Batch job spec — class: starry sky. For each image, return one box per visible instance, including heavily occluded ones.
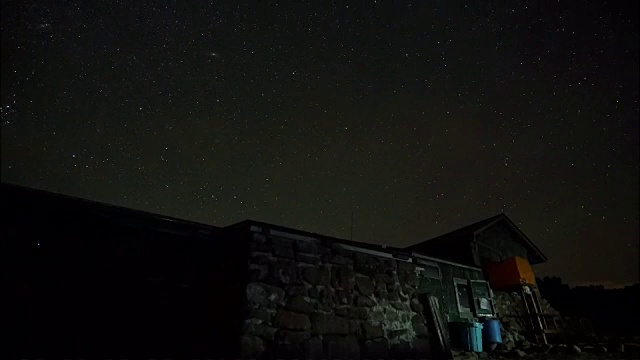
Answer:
[2,1,638,287]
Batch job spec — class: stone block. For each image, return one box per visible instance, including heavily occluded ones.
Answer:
[297,253,321,265]
[335,306,349,317]
[316,243,331,254]
[385,309,399,322]
[333,266,356,290]
[355,252,373,264]
[405,272,418,286]
[249,265,268,282]
[324,335,360,360]
[372,259,388,274]
[361,322,384,339]
[356,295,375,307]
[354,263,373,276]
[387,291,400,302]
[402,286,417,299]
[354,254,379,273]
[350,307,368,320]
[397,272,406,286]
[328,254,353,265]
[412,314,426,325]
[413,321,428,337]
[318,287,336,309]
[240,335,264,358]
[287,285,308,297]
[399,311,413,323]
[250,234,271,252]
[316,303,332,312]
[340,249,355,258]
[277,329,311,344]
[375,282,388,292]
[304,266,331,286]
[375,273,392,284]
[383,259,398,271]
[243,323,277,340]
[296,240,318,254]
[274,311,311,330]
[270,259,299,285]
[375,289,388,300]
[308,286,320,298]
[286,295,314,314]
[370,310,385,323]
[336,289,350,304]
[311,313,349,335]
[253,233,267,241]
[410,298,424,313]
[273,238,295,259]
[388,329,409,338]
[355,276,375,296]
[391,301,411,312]
[248,307,273,323]
[411,315,429,336]
[387,282,401,292]
[247,282,285,308]
[251,253,271,265]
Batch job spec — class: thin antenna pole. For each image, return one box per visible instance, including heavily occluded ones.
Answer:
[350,210,354,241]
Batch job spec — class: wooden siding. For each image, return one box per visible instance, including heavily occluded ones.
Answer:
[472,222,529,266]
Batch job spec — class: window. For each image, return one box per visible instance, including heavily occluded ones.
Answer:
[457,283,472,309]
[454,278,473,314]
[416,259,441,279]
[423,264,441,279]
[470,280,496,317]
[454,278,496,317]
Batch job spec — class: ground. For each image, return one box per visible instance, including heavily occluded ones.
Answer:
[452,350,638,360]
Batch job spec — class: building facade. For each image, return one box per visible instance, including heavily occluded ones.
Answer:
[2,183,550,359]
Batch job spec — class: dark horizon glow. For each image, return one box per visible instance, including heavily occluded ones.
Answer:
[1,1,638,287]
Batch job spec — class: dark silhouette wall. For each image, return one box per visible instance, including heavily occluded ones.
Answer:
[1,184,249,358]
[537,276,640,337]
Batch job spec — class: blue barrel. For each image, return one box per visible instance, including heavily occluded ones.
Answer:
[482,318,503,345]
[469,322,484,352]
[450,322,484,352]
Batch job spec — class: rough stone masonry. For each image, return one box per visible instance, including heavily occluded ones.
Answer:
[241,232,431,359]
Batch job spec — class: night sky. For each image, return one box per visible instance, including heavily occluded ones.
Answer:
[2,1,638,287]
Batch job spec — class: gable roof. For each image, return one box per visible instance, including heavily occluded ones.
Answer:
[406,213,548,265]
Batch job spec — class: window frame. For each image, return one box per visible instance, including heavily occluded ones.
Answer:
[453,278,497,318]
[469,279,496,317]
[453,278,474,317]
[416,258,442,280]
[422,264,442,280]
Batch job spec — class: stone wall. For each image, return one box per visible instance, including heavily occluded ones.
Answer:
[241,232,431,359]
[493,290,564,350]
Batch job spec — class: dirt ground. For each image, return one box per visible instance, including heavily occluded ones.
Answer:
[452,347,640,360]
[488,353,637,360]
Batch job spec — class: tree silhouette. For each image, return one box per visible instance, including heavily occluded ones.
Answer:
[537,276,640,337]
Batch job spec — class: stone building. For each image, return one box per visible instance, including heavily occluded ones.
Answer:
[2,183,553,359]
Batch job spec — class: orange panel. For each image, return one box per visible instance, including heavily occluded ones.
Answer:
[486,256,536,290]
[514,256,536,285]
